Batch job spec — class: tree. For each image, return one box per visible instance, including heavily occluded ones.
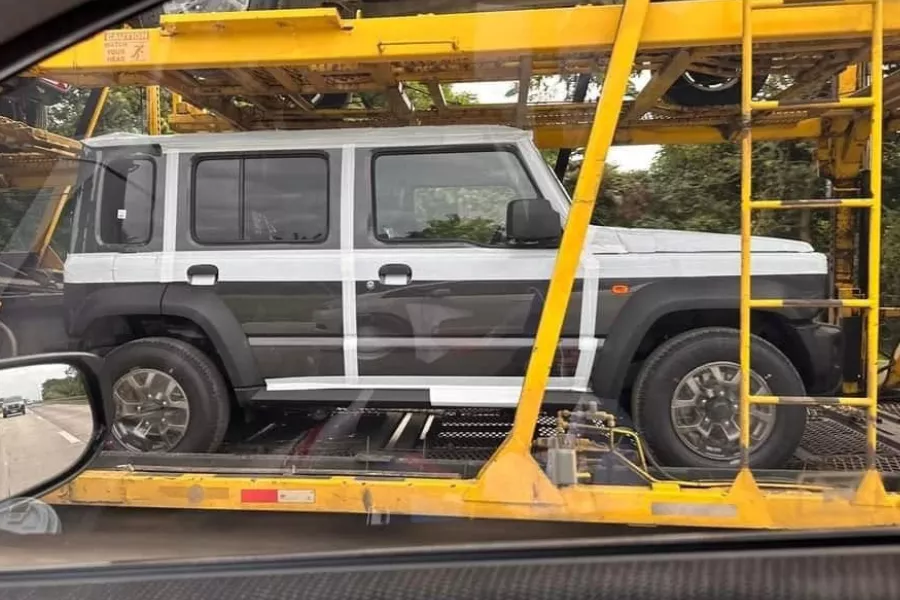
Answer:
[352,82,475,111]
[46,87,173,138]
[41,371,85,401]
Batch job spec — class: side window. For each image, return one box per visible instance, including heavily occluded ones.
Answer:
[193,154,329,244]
[98,157,155,245]
[372,149,538,246]
[194,158,240,243]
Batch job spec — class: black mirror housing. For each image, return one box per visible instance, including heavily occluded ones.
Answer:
[506,198,563,243]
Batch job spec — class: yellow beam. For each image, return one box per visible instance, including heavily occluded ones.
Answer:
[604,118,823,147]
[30,1,900,77]
[167,111,826,147]
[44,469,900,530]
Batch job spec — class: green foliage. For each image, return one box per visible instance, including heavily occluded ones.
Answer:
[418,214,500,244]
[354,83,476,111]
[41,371,85,401]
[46,87,173,138]
[592,141,825,243]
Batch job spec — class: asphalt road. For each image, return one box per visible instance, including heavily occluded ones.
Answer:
[0,402,92,498]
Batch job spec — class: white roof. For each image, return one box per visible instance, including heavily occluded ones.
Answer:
[83,125,533,152]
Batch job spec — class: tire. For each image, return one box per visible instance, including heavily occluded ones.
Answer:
[631,327,807,469]
[356,314,411,363]
[663,72,768,107]
[0,320,18,359]
[101,337,230,453]
[24,102,47,129]
[129,0,274,28]
[129,6,165,27]
[308,93,351,109]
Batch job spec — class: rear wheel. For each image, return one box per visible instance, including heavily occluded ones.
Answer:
[631,327,807,469]
[101,337,231,453]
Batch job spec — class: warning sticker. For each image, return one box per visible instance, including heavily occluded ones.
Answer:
[103,30,150,63]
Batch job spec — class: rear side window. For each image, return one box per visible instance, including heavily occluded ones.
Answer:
[192,154,329,244]
[98,157,155,245]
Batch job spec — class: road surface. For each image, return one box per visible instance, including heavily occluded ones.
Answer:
[0,401,92,497]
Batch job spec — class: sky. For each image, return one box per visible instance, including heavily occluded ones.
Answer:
[453,72,659,172]
[0,363,69,400]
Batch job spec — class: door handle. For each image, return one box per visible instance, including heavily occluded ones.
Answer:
[378,263,411,286]
[187,264,218,286]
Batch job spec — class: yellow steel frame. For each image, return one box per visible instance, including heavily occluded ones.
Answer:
[25,1,900,148]
[32,2,900,74]
[39,0,900,529]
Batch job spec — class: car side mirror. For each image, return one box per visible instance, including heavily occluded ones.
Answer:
[506,198,563,244]
[0,353,105,502]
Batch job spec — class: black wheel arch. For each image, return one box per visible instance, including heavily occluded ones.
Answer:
[65,282,263,390]
[591,277,820,402]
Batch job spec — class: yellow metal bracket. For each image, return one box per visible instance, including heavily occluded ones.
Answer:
[160,7,352,35]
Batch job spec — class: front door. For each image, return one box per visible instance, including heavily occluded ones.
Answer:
[351,144,590,408]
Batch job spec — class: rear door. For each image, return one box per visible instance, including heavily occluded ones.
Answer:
[173,149,345,382]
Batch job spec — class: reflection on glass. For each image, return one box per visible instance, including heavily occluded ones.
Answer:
[0,363,93,499]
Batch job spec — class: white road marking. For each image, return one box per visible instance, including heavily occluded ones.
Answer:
[57,430,80,444]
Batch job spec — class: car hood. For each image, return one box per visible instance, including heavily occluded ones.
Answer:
[586,225,816,254]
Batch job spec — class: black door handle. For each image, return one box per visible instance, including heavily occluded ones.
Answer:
[378,264,412,278]
[187,264,218,278]
[378,263,412,286]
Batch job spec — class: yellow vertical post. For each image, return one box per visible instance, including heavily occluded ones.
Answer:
[82,87,109,138]
[503,0,650,452]
[146,85,161,135]
[865,0,883,469]
[738,0,754,468]
[34,86,110,266]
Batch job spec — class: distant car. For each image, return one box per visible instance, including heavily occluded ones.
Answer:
[2,399,25,418]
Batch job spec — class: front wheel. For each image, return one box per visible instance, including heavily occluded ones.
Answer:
[631,327,807,469]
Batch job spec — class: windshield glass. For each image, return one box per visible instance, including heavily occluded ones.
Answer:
[0,0,897,570]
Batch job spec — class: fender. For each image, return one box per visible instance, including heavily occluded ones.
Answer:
[591,275,820,401]
[66,283,262,389]
[161,284,262,389]
[65,283,165,338]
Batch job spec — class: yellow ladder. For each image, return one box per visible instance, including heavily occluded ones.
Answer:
[739,0,884,468]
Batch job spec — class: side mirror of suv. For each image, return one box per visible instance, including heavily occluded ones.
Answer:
[0,353,106,503]
[506,198,563,244]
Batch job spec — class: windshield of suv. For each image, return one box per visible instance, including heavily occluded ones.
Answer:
[0,0,897,572]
